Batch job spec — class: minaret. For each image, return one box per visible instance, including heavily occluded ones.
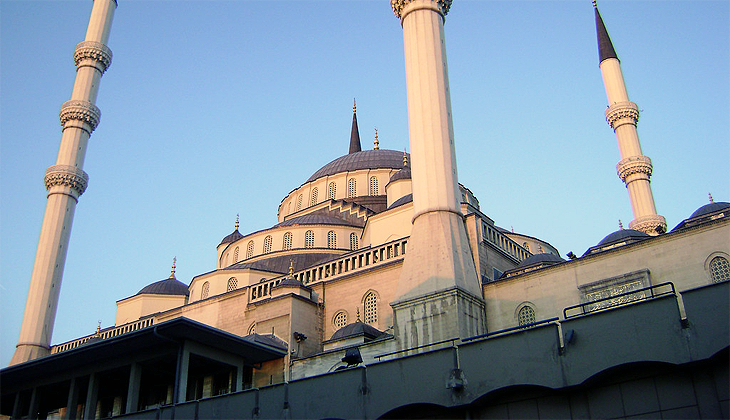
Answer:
[10,0,116,366]
[390,0,485,350]
[594,1,666,235]
[349,99,362,154]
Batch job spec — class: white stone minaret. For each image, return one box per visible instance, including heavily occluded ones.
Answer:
[594,1,666,235]
[390,0,485,350]
[10,0,116,366]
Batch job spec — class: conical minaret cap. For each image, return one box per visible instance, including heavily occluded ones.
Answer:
[349,99,362,154]
[594,1,618,64]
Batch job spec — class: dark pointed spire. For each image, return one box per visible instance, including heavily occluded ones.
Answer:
[349,99,362,154]
[594,0,618,64]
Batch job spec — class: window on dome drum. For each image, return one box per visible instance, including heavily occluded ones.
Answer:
[246,240,254,259]
[233,247,239,262]
[305,230,315,248]
[369,176,378,196]
[364,292,377,324]
[283,232,292,250]
[263,235,272,253]
[348,179,356,198]
[327,231,336,249]
[518,305,536,326]
[311,187,318,206]
[287,202,291,214]
[296,194,303,211]
[333,311,348,329]
[350,232,359,250]
[328,182,336,200]
[523,242,530,252]
[201,282,210,300]
[710,256,730,283]
[227,277,238,292]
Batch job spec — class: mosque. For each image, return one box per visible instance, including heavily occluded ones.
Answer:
[2,0,728,419]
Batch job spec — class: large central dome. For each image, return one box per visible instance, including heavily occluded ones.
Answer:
[306,149,408,183]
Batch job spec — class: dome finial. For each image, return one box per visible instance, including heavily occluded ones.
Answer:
[592,0,597,9]
[349,99,362,154]
[353,98,356,114]
[403,149,408,166]
[235,214,239,230]
[618,219,624,230]
[374,127,380,150]
[289,260,294,278]
[356,308,361,322]
[170,256,177,278]
[709,193,714,203]
[95,320,101,336]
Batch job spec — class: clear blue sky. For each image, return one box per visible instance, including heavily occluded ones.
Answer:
[1,0,728,366]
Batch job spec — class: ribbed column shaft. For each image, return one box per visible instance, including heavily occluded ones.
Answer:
[10,0,116,366]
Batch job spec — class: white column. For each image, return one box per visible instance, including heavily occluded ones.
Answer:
[10,0,116,366]
[390,0,485,350]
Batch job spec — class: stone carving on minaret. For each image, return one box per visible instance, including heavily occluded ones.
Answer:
[74,41,113,74]
[44,165,89,200]
[391,0,452,19]
[59,100,101,134]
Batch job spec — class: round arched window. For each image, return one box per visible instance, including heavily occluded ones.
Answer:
[710,256,730,283]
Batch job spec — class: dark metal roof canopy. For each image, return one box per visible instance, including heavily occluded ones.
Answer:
[594,2,618,64]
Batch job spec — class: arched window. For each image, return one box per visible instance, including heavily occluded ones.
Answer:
[369,176,378,196]
[333,311,348,329]
[305,230,315,248]
[347,179,356,198]
[233,246,239,262]
[350,233,359,250]
[364,292,378,324]
[287,202,292,214]
[283,232,292,250]
[246,240,254,259]
[523,242,530,252]
[263,235,272,253]
[296,194,303,211]
[311,187,319,205]
[247,322,256,335]
[201,282,210,300]
[227,277,238,292]
[327,231,336,249]
[710,256,730,283]
[328,182,336,200]
[518,305,535,326]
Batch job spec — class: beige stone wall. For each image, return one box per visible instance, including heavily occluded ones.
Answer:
[362,203,413,247]
[115,294,186,325]
[482,220,730,332]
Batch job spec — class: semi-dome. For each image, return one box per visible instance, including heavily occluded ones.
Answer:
[388,193,413,210]
[387,166,411,184]
[582,228,650,256]
[306,150,408,183]
[219,229,243,246]
[137,277,190,296]
[672,201,730,232]
[515,252,565,269]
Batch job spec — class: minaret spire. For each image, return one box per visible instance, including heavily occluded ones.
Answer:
[595,2,666,235]
[349,99,361,154]
[11,0,117,366]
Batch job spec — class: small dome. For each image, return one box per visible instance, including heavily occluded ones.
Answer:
[219,229,243,246]
[306,150,408,183]
[387,167,411,184]
[596,229,650,246]
[275,214,357,227]
[387,193,413,210]
[515,252,565,269]
[689,202,730,219]
[329,321,383,342]
[276,277,307,288]
[137,277,190,296]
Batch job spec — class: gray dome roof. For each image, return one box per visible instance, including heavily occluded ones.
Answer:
[275,214,357,227]
[515,252,565,269]
[306,150,408,183]
[689,202,730,219]
[387,167,411,184]
[329,321,383,342]
[219,229,243,246]
[137,277,190,296]
[388,193,413,210]
[597,229,650,246]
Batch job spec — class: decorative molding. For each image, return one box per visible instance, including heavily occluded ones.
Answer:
[74,41,113,74]
[44,165,89,197]
[391,0,452,19]
[605,101,639,129]
[59,100,101,133]
[630,214,667,235]
[616,155,652,182]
